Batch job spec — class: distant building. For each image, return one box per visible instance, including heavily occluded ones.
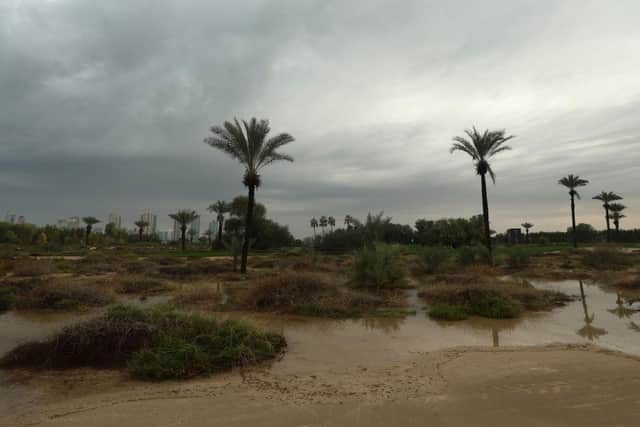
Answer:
[140,211,157,235]
[16,216,26,224]
[57,216,81,230]
[189,216,201,238]
[107,213,123,229]
[208,221,217,234]
[506,228,522,245]
[157,230,171,242]
[4,213,16,224]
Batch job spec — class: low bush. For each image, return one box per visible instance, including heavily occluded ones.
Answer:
[243,272,390,317]
[352,243,405,289]
[417,247,450,274]
[155,260,230,280]
[12,259,57,277]
[115,276,168,294]
[428,304,469,320]
[458,245,490,266]
[505,248,530,269]
[0,285,17,311]
[173,285,224,308]
[14,279,115,310]
[582,246,632,269]
[419,279,569,319]
[0,305,286,380]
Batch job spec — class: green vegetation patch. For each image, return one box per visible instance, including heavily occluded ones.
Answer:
[417,246,450,274]
[582,246,633,270]
[352,243,406,289]
[0,305,286,381]
[428,304,469,320]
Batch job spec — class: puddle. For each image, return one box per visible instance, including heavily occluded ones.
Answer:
[0,280,638,408]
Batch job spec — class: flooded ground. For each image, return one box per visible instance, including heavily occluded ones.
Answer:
[1,280,639,425]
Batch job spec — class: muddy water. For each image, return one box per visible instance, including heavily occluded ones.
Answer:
[0,281,638,404]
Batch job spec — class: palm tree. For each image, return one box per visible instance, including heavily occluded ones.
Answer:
[204,118,294,273]
[134,220,148,241]
[450,127,514,264]
[204,228,213,245]
[593,191,623,242]
[169,210,199,251]
[521,222,533,243]
[558,175,589,248]
[328,216,336,232]
[207,200,230,249]
[82,217,100,246]
[608,203,626,237]
[344,215,354,230]
[310,217,318,238]
[319,216,328,235]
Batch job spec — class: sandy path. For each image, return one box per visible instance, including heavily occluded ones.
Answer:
[3,343,640,426]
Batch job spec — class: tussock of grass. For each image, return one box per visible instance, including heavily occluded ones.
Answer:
[583,246,633,270]
[173,284,224,308]
[0,305,286,380]
[417,247,450,274]
[243,272,394,317]
[428,304,469,320]
[5,277,115,310]
[114,276,168,294]
[155,260,230,280]
[420,279,569,319]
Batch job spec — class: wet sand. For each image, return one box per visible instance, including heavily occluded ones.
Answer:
[2,344,639,426]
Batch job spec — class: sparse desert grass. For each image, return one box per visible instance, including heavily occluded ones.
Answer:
[14,278,115,310]
[242,272,399,317]
[114,276,169,294]
[172,284,224,308]
[582,246,633,270]
[154,259,231,280]
[420,278,570,319]
[0,305,286,380]
[12,259,58,276]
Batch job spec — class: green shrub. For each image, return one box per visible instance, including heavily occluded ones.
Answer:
[458,245,489,265]
[0,286,17,311]
[582,246,631,269]
[352,243,405,289]
[418,247,449,274]
[506,248,530,269]
[428,304,469,320]
[1,305,286,381]
[470,295,521,319]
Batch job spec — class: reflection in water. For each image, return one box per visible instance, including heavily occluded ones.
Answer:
[607,292,636,319]
[360,316,404,333]
[630,322,640,333]
[577,280,607,340]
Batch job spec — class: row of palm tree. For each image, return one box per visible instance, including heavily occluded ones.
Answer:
[558,178,625,247]
[309,216,336,237]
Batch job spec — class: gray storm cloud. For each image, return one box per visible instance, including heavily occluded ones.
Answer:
[1,0,639,236]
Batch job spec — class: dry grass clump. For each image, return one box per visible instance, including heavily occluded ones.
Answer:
[0,305,287,380]
[420,278,570,319]
[242,272,393,317]
[73,255,122,275]
[155,259,231,280]
[8,277,115,310]
[582,246,634,270]
[114,276,169,295]
[12,259,57,277]
[173,284,224,308]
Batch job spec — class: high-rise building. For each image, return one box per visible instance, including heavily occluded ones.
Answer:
[140,211,157,235]
[4,212,16,224]
[57,216,81,229]
[189,216,201,238]
[107,213,122,229]
[16,216,26,225]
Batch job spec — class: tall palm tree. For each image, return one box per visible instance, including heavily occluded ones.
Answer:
[319,216,328,235]
[82,217,100,246]
[608,203,626,237]
[521,222,533,244]
[328,216,336,232]
[207,200,230,249]
[169,210,199,251]
[344,215,354,230]
[450,127,514,264]
[310,217,318,238]
[134,220,148,241]
[593,191,622,242]
[205,118,294,273]
[558,174,589,248]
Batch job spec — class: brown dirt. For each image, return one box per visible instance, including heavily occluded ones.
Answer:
[3,344,639,426]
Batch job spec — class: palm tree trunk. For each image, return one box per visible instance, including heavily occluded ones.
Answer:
[570,194,577,248]
[525,229,529,244]
[480,173,492,265]
[241,185,255,274]
[180,226,186,251]
[604,206,611,242]
[85,226,91,246]
[139,229,143,241]
[216,218,224,249]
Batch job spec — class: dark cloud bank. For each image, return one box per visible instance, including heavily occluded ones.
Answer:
[1,0,639,236]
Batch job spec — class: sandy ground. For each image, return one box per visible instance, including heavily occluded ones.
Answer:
[2,344,640,426]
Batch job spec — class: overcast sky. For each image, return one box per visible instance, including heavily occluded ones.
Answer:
[1,0,639,237]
